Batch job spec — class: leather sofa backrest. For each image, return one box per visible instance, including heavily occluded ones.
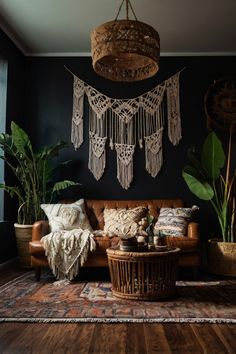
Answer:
[85,199,184,230]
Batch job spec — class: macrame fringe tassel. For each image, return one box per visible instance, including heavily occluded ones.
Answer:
[145,149,163,178]
[117,158,133,190]
[144,128,163,178]
[115,144,135,190]
[166,72,182,146]
[88,145,106,181]
[71,76,85,149]
[71,118,83,150]
[88,132,107,180]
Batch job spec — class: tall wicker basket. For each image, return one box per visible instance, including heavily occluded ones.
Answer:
[208,239,236,276]
[14,223,33,268]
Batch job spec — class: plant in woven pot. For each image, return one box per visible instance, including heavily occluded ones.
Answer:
[182,131,236,276]
[0,121,79,268]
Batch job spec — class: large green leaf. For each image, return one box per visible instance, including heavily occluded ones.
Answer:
[187,148,206,178]
[38,141,68,160]
[55,160,73,169]
[0,184,22,199]
[182,169,214,200]
[0,133,10,145]
[182,164,202,180]
[201,132,225,180]
[11,121,32,156]
[0,134,15,155]
[0,133,8,147]
[52,180,80,194]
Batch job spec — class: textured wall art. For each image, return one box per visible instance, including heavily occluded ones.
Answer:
[69,70,183,189]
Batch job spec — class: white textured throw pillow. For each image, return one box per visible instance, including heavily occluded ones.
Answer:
[103,207,147,237]
[41,199,92,232]
[154,205,199,236]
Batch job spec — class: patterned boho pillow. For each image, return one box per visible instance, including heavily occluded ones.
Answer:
[103,207,147,237]
[41,199,92,232]
[154,205,199,236]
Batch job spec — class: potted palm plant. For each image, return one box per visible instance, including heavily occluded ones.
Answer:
[182,130,235,275]
[0,121,79,267]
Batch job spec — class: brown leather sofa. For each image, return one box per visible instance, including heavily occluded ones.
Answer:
[29,199,200,280]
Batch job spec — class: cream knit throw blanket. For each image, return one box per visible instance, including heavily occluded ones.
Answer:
[41,228,96,281]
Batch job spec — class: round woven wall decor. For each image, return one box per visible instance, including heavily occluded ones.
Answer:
[91,19,160,82]
[204,76,236,131]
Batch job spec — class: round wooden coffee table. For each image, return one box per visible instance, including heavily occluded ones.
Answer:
[106,247,180,301]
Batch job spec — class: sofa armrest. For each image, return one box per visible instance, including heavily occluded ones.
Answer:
[187,222,200,239]
[32,221,50,241]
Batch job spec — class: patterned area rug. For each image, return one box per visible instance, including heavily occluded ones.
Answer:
[0,272,236,323]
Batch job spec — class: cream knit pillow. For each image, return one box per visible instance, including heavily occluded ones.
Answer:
[103,206,147,237]
[41,199,92,232]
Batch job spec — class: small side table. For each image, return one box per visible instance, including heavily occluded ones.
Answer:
[106,248,180,300]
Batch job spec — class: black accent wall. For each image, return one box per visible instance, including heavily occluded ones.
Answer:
[24,56,236,240]
[0,30,26,131]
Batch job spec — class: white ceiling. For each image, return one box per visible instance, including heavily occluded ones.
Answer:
[0,0,236,56]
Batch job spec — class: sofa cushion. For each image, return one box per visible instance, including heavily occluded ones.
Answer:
[41,199,92,232]
[154,206,199,236]
[164,234,199,251]
[85,199,184,230]
[103,206,147,237]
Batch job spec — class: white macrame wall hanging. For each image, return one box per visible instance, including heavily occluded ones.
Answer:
[69,68,183,190]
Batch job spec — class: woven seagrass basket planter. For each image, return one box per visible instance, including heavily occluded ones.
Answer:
[14,224,33,268]
[208,239,236,277]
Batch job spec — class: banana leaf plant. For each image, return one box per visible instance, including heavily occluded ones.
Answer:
[182,131,235,242]
[0,121,79,224]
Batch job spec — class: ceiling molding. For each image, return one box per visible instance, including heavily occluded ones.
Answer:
[26,52,92,57]
[1,25,236,58]
[0,21,27,56]
[161,52,236,57]
[25,51,236,57]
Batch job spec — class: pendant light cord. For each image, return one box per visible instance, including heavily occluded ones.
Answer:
[126,0,129,19]
[127,0,138,20]
[115,0,138,21]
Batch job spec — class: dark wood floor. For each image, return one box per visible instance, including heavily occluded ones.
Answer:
[0,263,236,354]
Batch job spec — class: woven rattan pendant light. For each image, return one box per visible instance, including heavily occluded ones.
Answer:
[91,0,160,82]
